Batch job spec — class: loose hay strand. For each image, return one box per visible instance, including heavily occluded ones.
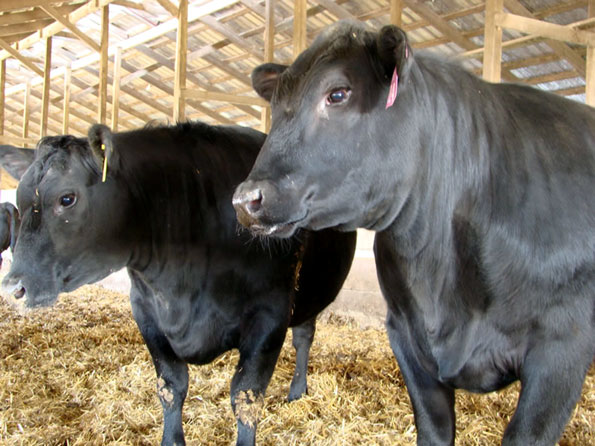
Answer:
[0,286,592,445]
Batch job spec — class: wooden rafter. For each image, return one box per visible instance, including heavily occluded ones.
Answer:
[0,0,592,143]
[40,4,101,52]
[503,0,587,77]
[0,0,114,61]
[496,13,595,46]
[0,38,43,76]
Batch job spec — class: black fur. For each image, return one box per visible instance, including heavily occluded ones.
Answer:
[235,20,595,446]
[4,121,356,446]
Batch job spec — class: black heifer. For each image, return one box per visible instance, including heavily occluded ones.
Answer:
[233,21,595,446]
[2,122,356,446]
[0,202,19,268]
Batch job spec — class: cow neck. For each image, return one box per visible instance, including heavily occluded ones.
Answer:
[116,128,247,277]
[376,55,498,312]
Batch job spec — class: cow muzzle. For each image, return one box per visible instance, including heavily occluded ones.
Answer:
[2,275,26,300]
[233,180,264,229]
[233,179,309,238]
[1,274,29,313]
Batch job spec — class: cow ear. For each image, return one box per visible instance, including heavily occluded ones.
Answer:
[251,63,288,102]
[376,25,412,82]
[0,145,35,180]
[88,124,119,181]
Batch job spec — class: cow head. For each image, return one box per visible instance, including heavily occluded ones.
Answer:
[233,21,415,237]
[2,126,131,308]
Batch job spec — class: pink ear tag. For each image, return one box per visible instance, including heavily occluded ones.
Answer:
[385,66,399,109]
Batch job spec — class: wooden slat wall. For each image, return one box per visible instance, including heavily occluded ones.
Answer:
[0,0,591,147]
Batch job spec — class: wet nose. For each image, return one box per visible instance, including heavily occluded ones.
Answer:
[2,273,26,300]
[233,181,268,227]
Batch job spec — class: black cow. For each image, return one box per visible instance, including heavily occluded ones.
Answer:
[233,21,595,446]
[0,202,19,268]
[2,122,356,446]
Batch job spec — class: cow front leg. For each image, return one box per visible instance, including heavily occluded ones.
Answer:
[288,316,316,401]
[230,316,287,446]
[502,340,593,446]
[386,312,455,446]
[131,294,188,446]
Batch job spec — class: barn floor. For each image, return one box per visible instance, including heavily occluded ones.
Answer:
[0,285,593,446]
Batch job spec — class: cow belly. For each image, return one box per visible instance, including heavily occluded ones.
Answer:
[165,316,234,365]
[135,289,238,365]
[390,309,521,394]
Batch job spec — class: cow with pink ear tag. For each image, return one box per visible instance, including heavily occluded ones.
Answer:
[234,19,595,446]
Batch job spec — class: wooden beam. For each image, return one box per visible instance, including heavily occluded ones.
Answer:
[1,1,68,11]
[483,0,503,82]
[135,44,259,120]
[203,53,252,86]
[22,82,31,147]
[587,0,595,105]
[261,0,274,133]
[173,0,188,122]
[0,19,54,38]
[155,0,178,17]
[98,5,109,124]
[182,89,269,107]
[62,65,71,134]
[0,60,4,136]
[293,0,307,59]
[40,4,101,52]
[461,34,538,58]
[0,0,114,61]
[2,0,238,95]
[40,36,52,138]
[496,13,595,47]
[111,46,122,131]
[199,16,262,60]
[390,0,403,27]
[0,38,43,76]
[316,0,356,20]
[405,1,477,51]
[0,5,79,27]
[263,0,275,63]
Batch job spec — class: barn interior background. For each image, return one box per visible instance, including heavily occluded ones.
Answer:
[0,1,593,445]
[0,0,594,322]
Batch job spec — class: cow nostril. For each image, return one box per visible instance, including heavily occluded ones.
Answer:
[235,188,263,216]
[14,287,25,300]
[247,195,263,215]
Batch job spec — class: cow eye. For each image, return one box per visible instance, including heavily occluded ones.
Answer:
[59,193,76,208]
[326,88,351,105]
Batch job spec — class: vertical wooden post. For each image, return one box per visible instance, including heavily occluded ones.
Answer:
[390,0,403,27]
[586,0,595,105]
[111,46,122,131]
[483,0,503,83]
[63,65,71,134]
[40,36,52,138]
[173,0,188,122]
[98,5,109,124]
[0,60,5,137]
[293,0,307,59]
[22,82,31,147]
[260,0,275,133]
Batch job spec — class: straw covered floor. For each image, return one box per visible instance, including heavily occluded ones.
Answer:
[0,285,593,445]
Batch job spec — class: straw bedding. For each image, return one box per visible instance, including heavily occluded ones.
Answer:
[0,285,592,446]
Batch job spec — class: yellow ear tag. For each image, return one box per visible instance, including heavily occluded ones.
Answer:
[101,143,108,183]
